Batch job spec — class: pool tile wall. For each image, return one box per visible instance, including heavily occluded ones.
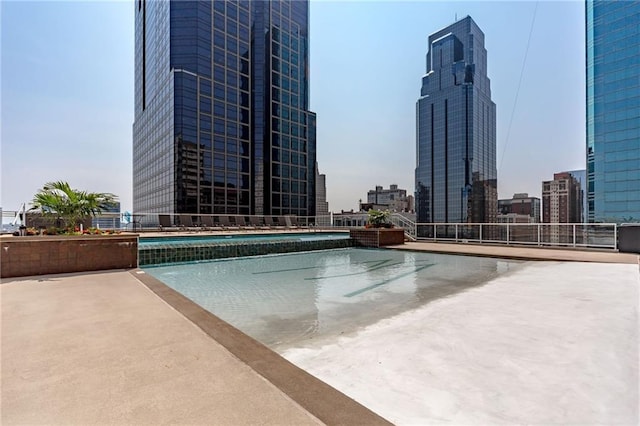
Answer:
[139,238,354,266]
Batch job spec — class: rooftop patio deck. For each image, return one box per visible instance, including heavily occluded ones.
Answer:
[1,243,638,424]
[1,269,387,425]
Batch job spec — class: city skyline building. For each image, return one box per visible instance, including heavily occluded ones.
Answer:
[315,162,328,218]
[586,1,640,222]
[365,184,413,213]
[415,16,497,225]
[542,172,583,224]
[92,201,122,230]
[498,193,541,223]
[567,169,587,223]
[132,0,316,217]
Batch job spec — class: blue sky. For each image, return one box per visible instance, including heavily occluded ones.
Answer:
[1,1,585,213]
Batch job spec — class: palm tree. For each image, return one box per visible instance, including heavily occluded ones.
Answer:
[31,181,117,231]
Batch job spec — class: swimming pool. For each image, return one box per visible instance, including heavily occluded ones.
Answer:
[143,248,523,350]
[139,232,350,246]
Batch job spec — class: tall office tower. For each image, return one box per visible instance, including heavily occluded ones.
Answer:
[415,16,497,224]
[542,172,583,223]
[315,162,328,217]
[133,0,316,217]
[567,169,587,223]
[586,1,640,223]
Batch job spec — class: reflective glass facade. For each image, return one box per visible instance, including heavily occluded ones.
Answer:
[415,16,497,224]
[586,1,640,223]
[133,0,316,216]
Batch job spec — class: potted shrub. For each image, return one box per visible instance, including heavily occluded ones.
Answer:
[366,209,394,228]
[351,209,404,247]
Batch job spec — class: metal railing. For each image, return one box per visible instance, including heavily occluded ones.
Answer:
[3,209,619,250]
[412,222,618,250]
[390,213,416,240]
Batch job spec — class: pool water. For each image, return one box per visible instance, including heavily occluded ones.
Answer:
[143,248,523,350]
[139,232,350,246]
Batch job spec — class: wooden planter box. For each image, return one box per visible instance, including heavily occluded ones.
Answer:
[1,234,138,278]
[349,228,405,248]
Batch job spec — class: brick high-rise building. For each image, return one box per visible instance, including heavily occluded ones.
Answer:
[542,172,582,223]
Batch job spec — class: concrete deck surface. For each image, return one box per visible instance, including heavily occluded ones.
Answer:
[2,270,388,425]
[2,241,638,425]
[284,259,639,425]
[1,271,325,425]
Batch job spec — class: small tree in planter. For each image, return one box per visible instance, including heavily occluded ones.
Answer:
[30,181,117,233]
[366,209,393,229]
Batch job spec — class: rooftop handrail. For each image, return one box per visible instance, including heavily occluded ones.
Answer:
[79,212,619,251]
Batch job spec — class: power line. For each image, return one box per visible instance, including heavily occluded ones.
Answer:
[499,1,539,172]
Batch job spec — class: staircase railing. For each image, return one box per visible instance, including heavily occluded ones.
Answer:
[390,213,416,241]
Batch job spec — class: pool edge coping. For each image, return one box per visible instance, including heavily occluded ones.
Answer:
[385,242,640,264]
[130,268,392,426]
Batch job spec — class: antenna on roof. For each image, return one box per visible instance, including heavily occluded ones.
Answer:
[455,13,458,22]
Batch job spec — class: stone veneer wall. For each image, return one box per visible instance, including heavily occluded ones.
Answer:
[349,229,405,248]
[139,238,354,266]
[1,235,138,278]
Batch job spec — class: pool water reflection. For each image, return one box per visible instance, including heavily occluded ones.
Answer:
[143,248,524,350]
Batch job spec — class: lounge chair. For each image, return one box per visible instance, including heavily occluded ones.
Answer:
[249,216,269,230]
[200,215,223,231]
[159,214,175,231]
[219,216,240,231]
[240,216,257,230]
[178,214,199,230]
[267,216,286,229]
[284,215,301,230]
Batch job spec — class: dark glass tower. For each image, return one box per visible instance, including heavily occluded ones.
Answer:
[133,0,316,217]
[415,16,497,224]
[586,1,640,223]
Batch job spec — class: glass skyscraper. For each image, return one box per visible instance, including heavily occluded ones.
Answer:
[586,1,640,223]
[415,16,497,224]
[133,0,316,217]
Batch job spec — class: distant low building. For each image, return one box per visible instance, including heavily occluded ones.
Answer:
[498,193,541,223]
[496,213,537,224]
[366,184,413,212]
[332,210,368,227]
